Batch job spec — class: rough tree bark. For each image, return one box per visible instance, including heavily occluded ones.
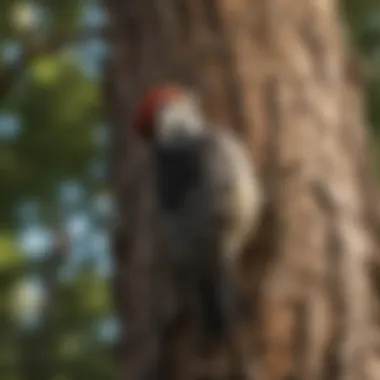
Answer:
[103,0,380,379]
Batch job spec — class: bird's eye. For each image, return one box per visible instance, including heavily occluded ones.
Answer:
[156,98,205,146]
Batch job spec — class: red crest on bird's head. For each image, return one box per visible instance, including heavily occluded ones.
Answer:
[133,83,184,141]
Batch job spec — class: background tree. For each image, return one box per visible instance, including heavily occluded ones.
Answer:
[104,0,380,379]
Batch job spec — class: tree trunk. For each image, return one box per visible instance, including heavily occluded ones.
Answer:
[103,0,380,379]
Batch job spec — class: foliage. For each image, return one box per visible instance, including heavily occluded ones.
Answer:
[0,1,114,380]
[340,0,380,132]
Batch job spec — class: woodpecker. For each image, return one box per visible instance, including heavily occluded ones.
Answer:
[133,83,263,340]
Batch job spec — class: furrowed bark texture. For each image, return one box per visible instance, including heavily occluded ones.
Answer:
[104,0,380,379]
